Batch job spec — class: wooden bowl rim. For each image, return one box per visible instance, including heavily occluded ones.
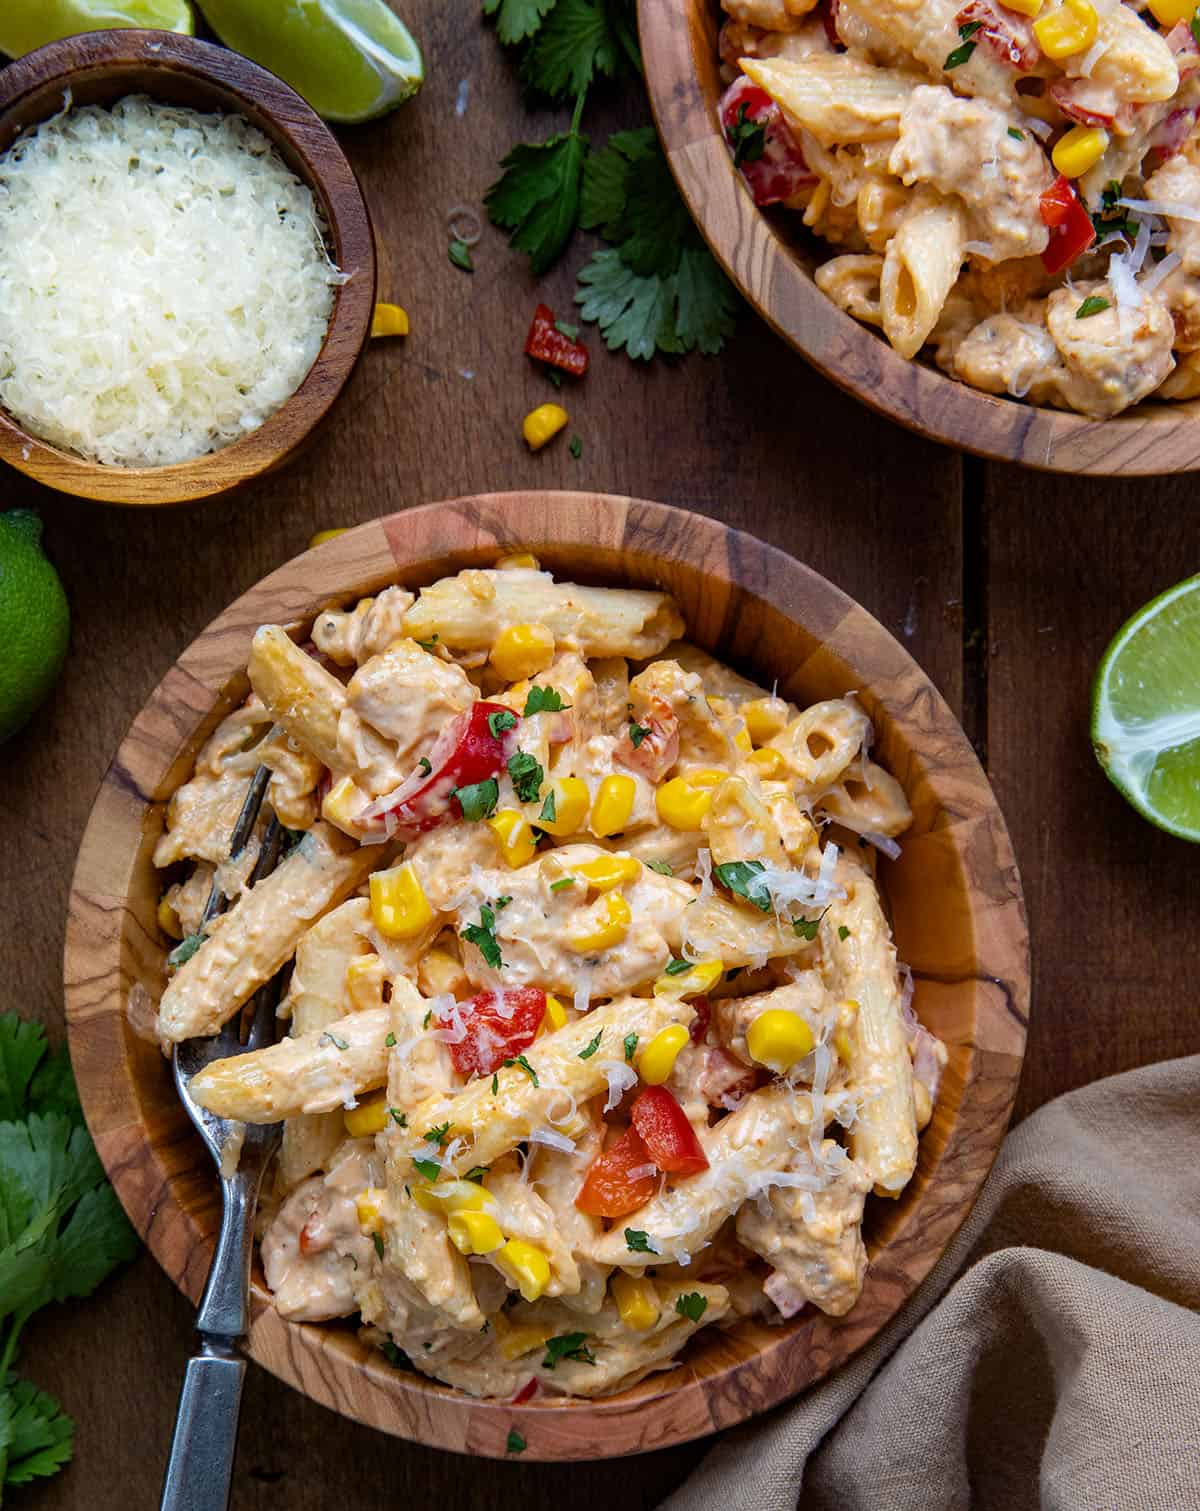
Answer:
[0,29,376,506]
[639,0,1200,477]
[63,491,1030,1459]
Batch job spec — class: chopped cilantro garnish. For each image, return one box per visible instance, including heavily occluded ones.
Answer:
[547,367,563,387]
[167,933,204,970]
[726,101,767,168]
[492,1073,500,1095]
[417,635,439,650]
[320,1031,350,1051]
[424,1121,452,1146]
[503,1053,540,1087]
[506,1429,527,1455]
[412,1157,441,1181]
[664,957,691,976]
[454,777,500,821]
[628,720,651,748]
[792,911,826,942]
[1193,9,1200,43]
[389,1108,407,1127]
[542,1331,596,1369]
[550,876,574,892]
[372,1231,385,1260]
[1007,126,1024,141]
[674,1291,708,1322]
[488,709,519,739]
[712,859,771,912]
[568,434,583,459]
[449,238,475,272]
[462,904,504,969]
[578,1030,603,1059]
[464,1165,489,1183]
[540,790,558,823]
[523,684,567,715]
[838,925,851,942]
[1076,295,1111,319]
[423,1010,433,1030]
[624,1031,638,1063]
[646,859,674,875]
[944,38,976,67]
[508,749,545,803]
[385,1032,397,1047]
[418,756,432,776]
[624,1229,655,1253]
[496,894,513,909]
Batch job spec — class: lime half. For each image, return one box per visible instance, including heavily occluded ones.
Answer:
[0,0,194,59]
[195,0,423,124]
[1091,574,1200,842]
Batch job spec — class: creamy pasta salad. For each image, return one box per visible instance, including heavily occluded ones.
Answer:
[718,0,1200,417]
[153,558,944,1400]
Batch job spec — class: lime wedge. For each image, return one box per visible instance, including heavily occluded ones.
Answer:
[0,0,194,58]
[195,0,423,124]
[1091,574,1200,842]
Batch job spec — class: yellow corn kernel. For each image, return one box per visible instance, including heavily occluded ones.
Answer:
[733,725,753,754]
[448,1209,505,1256]
[308,527,347,548]
[656,775,718,831]
[370,301,410,337]
[344,1090,389,1138]
[654,958,724,999]
[833,999,859,1064]
[638,1023,690,1085]
[578,854,642,891]
[1033,0,1096,59]
[1051,123,1109,178]
[611,1274,659,1332]
[157,896,183,941]
[522,402,569,451]
[590,773,637,837]
[1001,0,1042,12]
[410,1179,495,1215]
[345,952,385,1012]
[749,747,785,778]
[492,1313,554,1361]
[494,1238,552,1302]
[746,1009,816,1073]
[488,808,539,869]
[322,774,370,836]
[541,993,569,1033]
[490,622,556,682]
[418,947,469,1000]
[496,552,540,570]
[537,776,591,837]
[356,1187,386,1233]
[370,861,434,940]
[567,890,632,953]
[742,696,790,744]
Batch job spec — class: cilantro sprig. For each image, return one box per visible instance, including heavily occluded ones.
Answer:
[462,904,504,969]
[483,1,737,360]
[0,1015,138,1492]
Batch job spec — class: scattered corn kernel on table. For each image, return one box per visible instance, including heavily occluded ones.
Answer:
[4,5,1200,1508]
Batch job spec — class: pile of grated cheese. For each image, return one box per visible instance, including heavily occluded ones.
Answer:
[0,95,345,467]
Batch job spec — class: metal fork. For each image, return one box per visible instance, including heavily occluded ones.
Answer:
[161,771,284,1511]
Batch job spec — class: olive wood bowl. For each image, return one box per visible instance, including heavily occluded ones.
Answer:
[640,0,1200,475]
[0,30,376,506]
[64,491,1030,1459]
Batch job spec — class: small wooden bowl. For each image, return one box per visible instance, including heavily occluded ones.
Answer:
[641,0,1200,476]
[64,492,1030,1459]
[0,31,376,506]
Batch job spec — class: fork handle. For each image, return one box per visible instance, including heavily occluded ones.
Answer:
[160,1341,246,1511]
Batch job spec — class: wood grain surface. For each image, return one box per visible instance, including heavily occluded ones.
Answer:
[2,2,1198,1507]
[642,0,1200,476]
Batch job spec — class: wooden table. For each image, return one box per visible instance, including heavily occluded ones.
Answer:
[4,6,1198,1507]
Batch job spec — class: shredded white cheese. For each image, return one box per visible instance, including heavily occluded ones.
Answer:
[0,95,344,467]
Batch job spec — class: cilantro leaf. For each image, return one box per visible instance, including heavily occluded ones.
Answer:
[508,750,545,803]
[712,859,772,912]
[503,1053,540,1087]
[613,148,692,278]
[3,1377,74,1486]
[486,121,589,276]
[624,1228,656,1253]
[167,933,204,970]
[481,0,556,46]
[576,249,673,361]
[792,912,826,942]
[674,247,740,356]
[674,1291,708,1323]
[539,790,558,824]
[424,1121,452,1147]
[646,859,674,876]
[524,685,566,715]
[488,709,518,739]
[462,905,504,969]
[542,1331,596,1368]
[578,1030,603,1059]
[580,127,657,237]
[727,103,767,168]
[523,0,624,101]
[629,721,651,748]
[838,925,852,942]
[412,1157,441,1182]
[0,1018,46,1123]
[454,778,500,822]
[389,1108,407,1127]
[664,957,691,976]
[623,1032,638,1063]
[549,876,574,892]
[372,1231,385,1260]
[506,1428,527,1454]
[464,1165,490,1183]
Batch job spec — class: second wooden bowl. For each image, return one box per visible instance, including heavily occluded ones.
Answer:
[640,0,1200,476]
[64,492,1030,1459]
[0,31,376,506]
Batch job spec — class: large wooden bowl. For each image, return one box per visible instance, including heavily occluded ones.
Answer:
[641,0,1200,476]
[64,492,1029,1460]
[0,31,376,506]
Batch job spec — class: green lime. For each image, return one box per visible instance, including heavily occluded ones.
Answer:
[0,511,70,744]
[1091,573,1200,842]
[195,0,423,124]
[0,0,194,59]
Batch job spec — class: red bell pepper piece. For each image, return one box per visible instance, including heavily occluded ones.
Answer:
[954,1,1040,71]
[511,1378,538,1405]
[360,700,515,839]
[630,1087,709,1176]
[719,78,817,207]
[525,303,589,378]
[1039,175,1095,274]
[575,1126,658,1217]
[444,988,547,1079]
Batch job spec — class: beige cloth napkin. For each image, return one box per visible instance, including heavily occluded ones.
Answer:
[660,1056,1200,1511]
